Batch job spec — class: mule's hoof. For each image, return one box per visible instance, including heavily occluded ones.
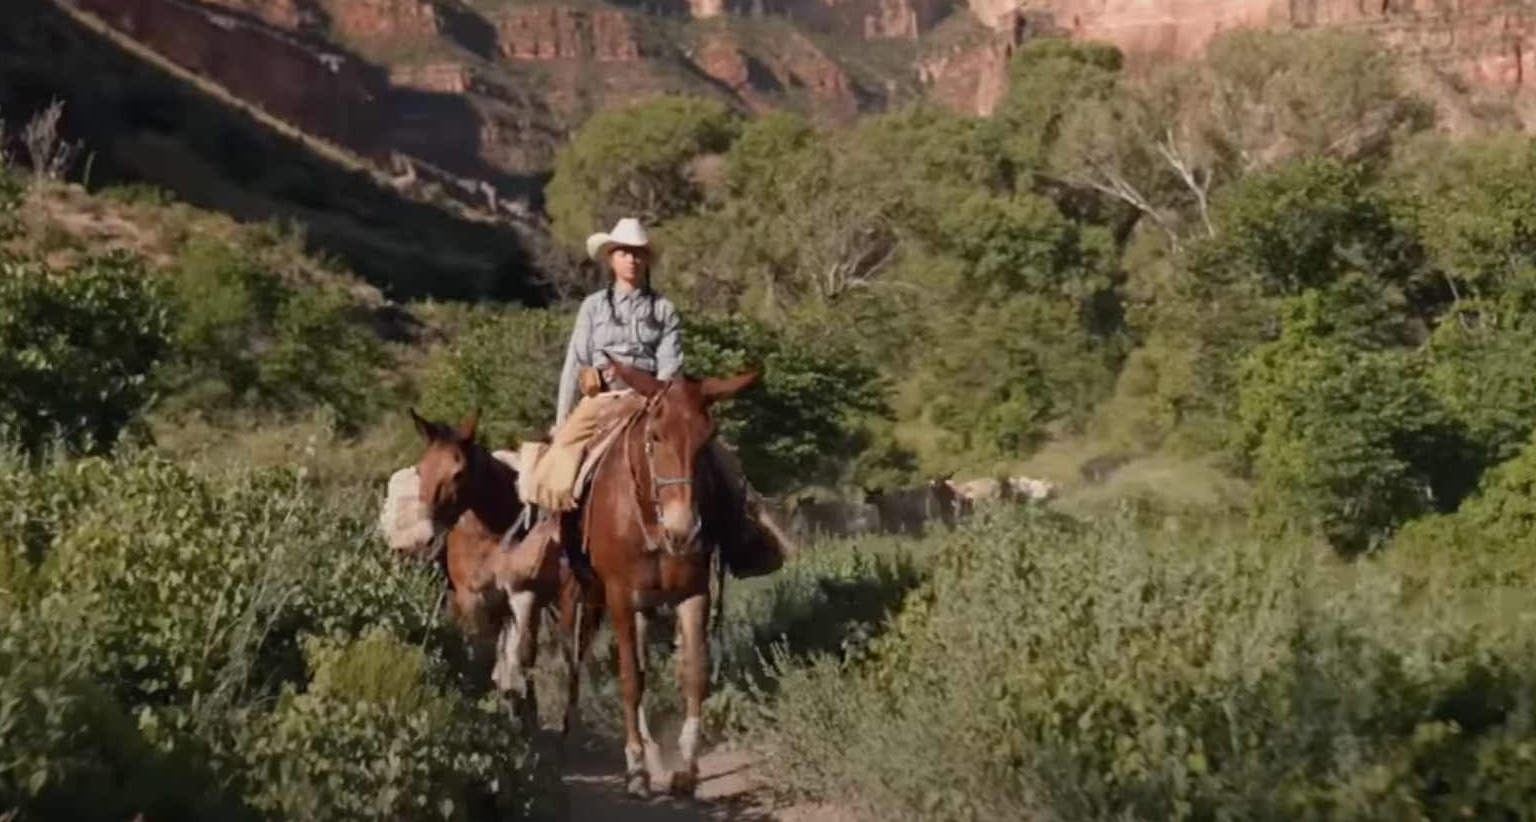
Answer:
[668,768,699,798]
[625,772,651,799]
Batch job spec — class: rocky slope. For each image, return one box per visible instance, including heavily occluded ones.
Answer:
[1,0,552,303]
[981,0,1536,114]
[50,0,1536,186]
[53,0,957,189]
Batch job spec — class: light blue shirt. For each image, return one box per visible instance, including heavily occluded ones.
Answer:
[556,285,683,425]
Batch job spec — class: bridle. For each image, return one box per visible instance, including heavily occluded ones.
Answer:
[634,382,705,552]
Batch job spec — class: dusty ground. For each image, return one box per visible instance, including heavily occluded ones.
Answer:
[563,741,860,822]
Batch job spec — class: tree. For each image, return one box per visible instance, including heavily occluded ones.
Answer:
[414,306,573,449]
[682,314,886,494]
[663,113,908,316]
[543,96,740,251]
[0,252,173,460]
[1043,29,1429,254]
[1236,287,1460,553]
[995,39,1124,175]
[1202,29,1430,168]
[1424,296,1536,472]
[1396,133,1536,301]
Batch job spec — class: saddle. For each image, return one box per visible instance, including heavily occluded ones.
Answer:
[516,389,650,513]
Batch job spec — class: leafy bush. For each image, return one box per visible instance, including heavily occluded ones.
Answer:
[414,305,572,448]
[1235,286,1459,553]
[159,232,388,433]
[1424,298,1536,469]
[0,252,173,460]
[0,450,553,819]
[754,507,1536,821]
[544,96,740,249]
[240,630,549,822]
[684,313,886,493]
[1392,426,1536,583]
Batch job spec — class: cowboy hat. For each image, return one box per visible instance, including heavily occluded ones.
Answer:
[585,217,651,262]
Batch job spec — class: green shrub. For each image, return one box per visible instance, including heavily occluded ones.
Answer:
[1235,285,1459,552]
[0,595,257,820]
[0,252,173,460]
[684,314,886,493]
[0,449,555,819]
[754,507,1536,821]
[240,630,550,822]
[1392,427,1536,587]
[414,305,572,448]
[13,454,439,704]
[159,232,388,433]
[1424,299,1536,469]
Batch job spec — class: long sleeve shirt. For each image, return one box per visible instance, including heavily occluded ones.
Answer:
[556,286,683,425]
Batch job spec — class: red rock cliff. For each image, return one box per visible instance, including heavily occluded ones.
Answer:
[493,6,645,62]
[73,0,390,155]
[995,0,1535,92]
[689,28,862,123]
[757,0,952,39]
[324,0,444,43]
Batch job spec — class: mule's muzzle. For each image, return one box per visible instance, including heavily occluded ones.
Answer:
[660,499,700,549]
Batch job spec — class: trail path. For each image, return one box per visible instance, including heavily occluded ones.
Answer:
[562,741,859,822]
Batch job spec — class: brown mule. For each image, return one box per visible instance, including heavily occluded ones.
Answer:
[408,408,570,730]
[555,361,760,799]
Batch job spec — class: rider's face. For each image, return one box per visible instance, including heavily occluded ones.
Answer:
[610,247,647,288]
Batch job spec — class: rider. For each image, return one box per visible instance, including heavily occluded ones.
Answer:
[527,216,794,579]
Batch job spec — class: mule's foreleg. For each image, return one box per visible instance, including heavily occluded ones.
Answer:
[454,588,498,686]
[496,588,540,731]
[607,586,651,798]
[633,609,668,785]
[670,591,709,797]
[558,580,601,740]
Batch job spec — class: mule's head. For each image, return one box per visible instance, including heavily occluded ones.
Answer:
[608,361,759,548]
[408,407,482,535]
[928,472,961,524]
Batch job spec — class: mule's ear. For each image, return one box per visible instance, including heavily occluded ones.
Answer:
[456,408,480,442]
[700,369,760,405]
[409,407,434,441]
[610,361,665,398]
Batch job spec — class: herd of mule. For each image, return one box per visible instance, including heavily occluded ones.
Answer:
[383,363,1065,801]
[784,473,1058,539]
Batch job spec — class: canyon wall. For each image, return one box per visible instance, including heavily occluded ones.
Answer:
[918,0,1536,117]
[1010,0,1535,91]
[72,0,391,155]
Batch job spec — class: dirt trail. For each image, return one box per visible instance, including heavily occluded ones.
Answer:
[562,742,859,822]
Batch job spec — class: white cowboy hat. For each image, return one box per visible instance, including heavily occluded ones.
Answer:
[585,217,651,262]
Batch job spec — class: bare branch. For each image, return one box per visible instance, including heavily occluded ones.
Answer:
[1154,126,1216,239]
[22,99,81,184]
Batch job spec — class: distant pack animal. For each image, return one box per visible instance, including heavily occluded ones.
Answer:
[1080,453,1130,485]
[864,474,962,536]
[1006,476,1058,500]
[953,476,1005,503]
[789,496,882,538]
